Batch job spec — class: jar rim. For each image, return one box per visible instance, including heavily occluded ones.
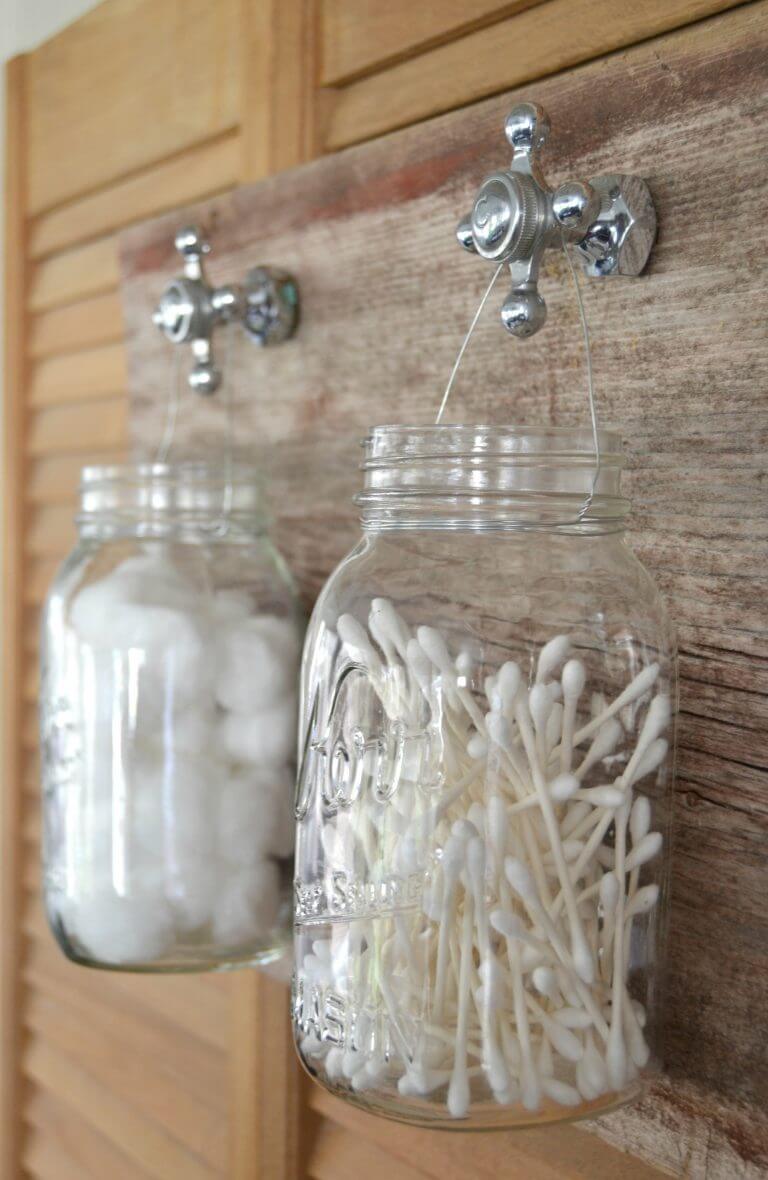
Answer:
[357,424,628,532]
[361,424,623,462]
[77,460,266,532]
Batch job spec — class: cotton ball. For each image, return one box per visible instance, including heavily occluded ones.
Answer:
[66,890,175,964]
[128,751,219,863]
[70,557,211,707]
[213,859,281,946]
[215,614,301,714]
[171,861,218,932]
[137,702,217,757]
[110,552,204,609]
[218,766,296,864]
[213,588,253,623]
[218,696,297,767]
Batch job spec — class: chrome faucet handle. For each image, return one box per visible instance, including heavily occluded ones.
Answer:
[457,103,656,338]
[153,224,299,394]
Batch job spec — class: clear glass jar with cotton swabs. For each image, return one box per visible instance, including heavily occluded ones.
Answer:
[292,424,675,1128]
[41,463,304,971]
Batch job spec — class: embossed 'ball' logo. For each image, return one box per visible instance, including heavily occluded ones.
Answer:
[295,661,441,821]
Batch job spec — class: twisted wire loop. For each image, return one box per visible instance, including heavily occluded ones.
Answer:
[154,324,239,537]
[155,346,183,465]
[435,238,601,526]
[214,320,237,536]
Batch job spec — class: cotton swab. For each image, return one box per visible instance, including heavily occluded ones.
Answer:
[295,605,671,1123]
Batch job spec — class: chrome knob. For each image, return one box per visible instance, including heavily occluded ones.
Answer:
[153,225,300,393]
[457,103,657,339]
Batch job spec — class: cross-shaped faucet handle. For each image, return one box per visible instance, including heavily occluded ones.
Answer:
[457,103,656,338]
[153,225,299,394]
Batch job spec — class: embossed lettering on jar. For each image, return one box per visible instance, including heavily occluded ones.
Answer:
[293,426,675,1128]
[41,463,304,972]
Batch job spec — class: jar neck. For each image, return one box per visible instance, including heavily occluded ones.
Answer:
[76,461,267,541]
[356,425,629,535]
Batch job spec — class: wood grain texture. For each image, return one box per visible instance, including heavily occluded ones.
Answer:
[30,132,241,259]
[1,54,27,1180]
[121,5,768,1176]
[239,0,320,181]
[322,0,746,149]
[24,0,241,214]
[320,0,545,85]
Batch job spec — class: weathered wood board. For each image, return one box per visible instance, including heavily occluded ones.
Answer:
[121,5,768,1176]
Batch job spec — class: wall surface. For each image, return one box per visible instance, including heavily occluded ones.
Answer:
[121,9,768,1175]
[3,1,765,1178]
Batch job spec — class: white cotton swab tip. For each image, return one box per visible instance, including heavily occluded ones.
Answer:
[532,966,558,998]
[337,613,377,663]
[562,659,587,700]
[593,717,624,757]
[528,683,551,732]
[467,733,488,760]
[536,634,571,683]
[625,831,663,872]
[542,1079,582,1107]
[629,795,652,844]
[497,661,521,710]
[416,625,453,673]
[549,773,580,802]
[632,738,668,784]
[505,858,536,900]
[599,872,620,911]
[447,1069,470,1118]
[485,710,513,752]
[490,908,526,941]
[580,785,625,808]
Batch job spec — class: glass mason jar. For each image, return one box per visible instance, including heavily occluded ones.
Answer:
[41,463,304,972]
[293,425,675,1128]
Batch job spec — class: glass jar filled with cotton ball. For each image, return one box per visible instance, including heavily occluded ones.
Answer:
[292,425,675,1129]
[41,462,304,971]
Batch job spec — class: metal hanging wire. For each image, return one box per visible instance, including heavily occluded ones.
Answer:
[435,236,602,526]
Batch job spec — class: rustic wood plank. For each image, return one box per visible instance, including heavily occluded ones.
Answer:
[323,0,746,149]
[29,237,119,312]
[321,0,545,85]
[23,1040,219,1180]
[25,0,241,215]
[1,53,27,1180]
[28,397,128,457]
[29,342,126,409]
[30,292,125,359]
[30,132,241,259]
[121,6,768,1176]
